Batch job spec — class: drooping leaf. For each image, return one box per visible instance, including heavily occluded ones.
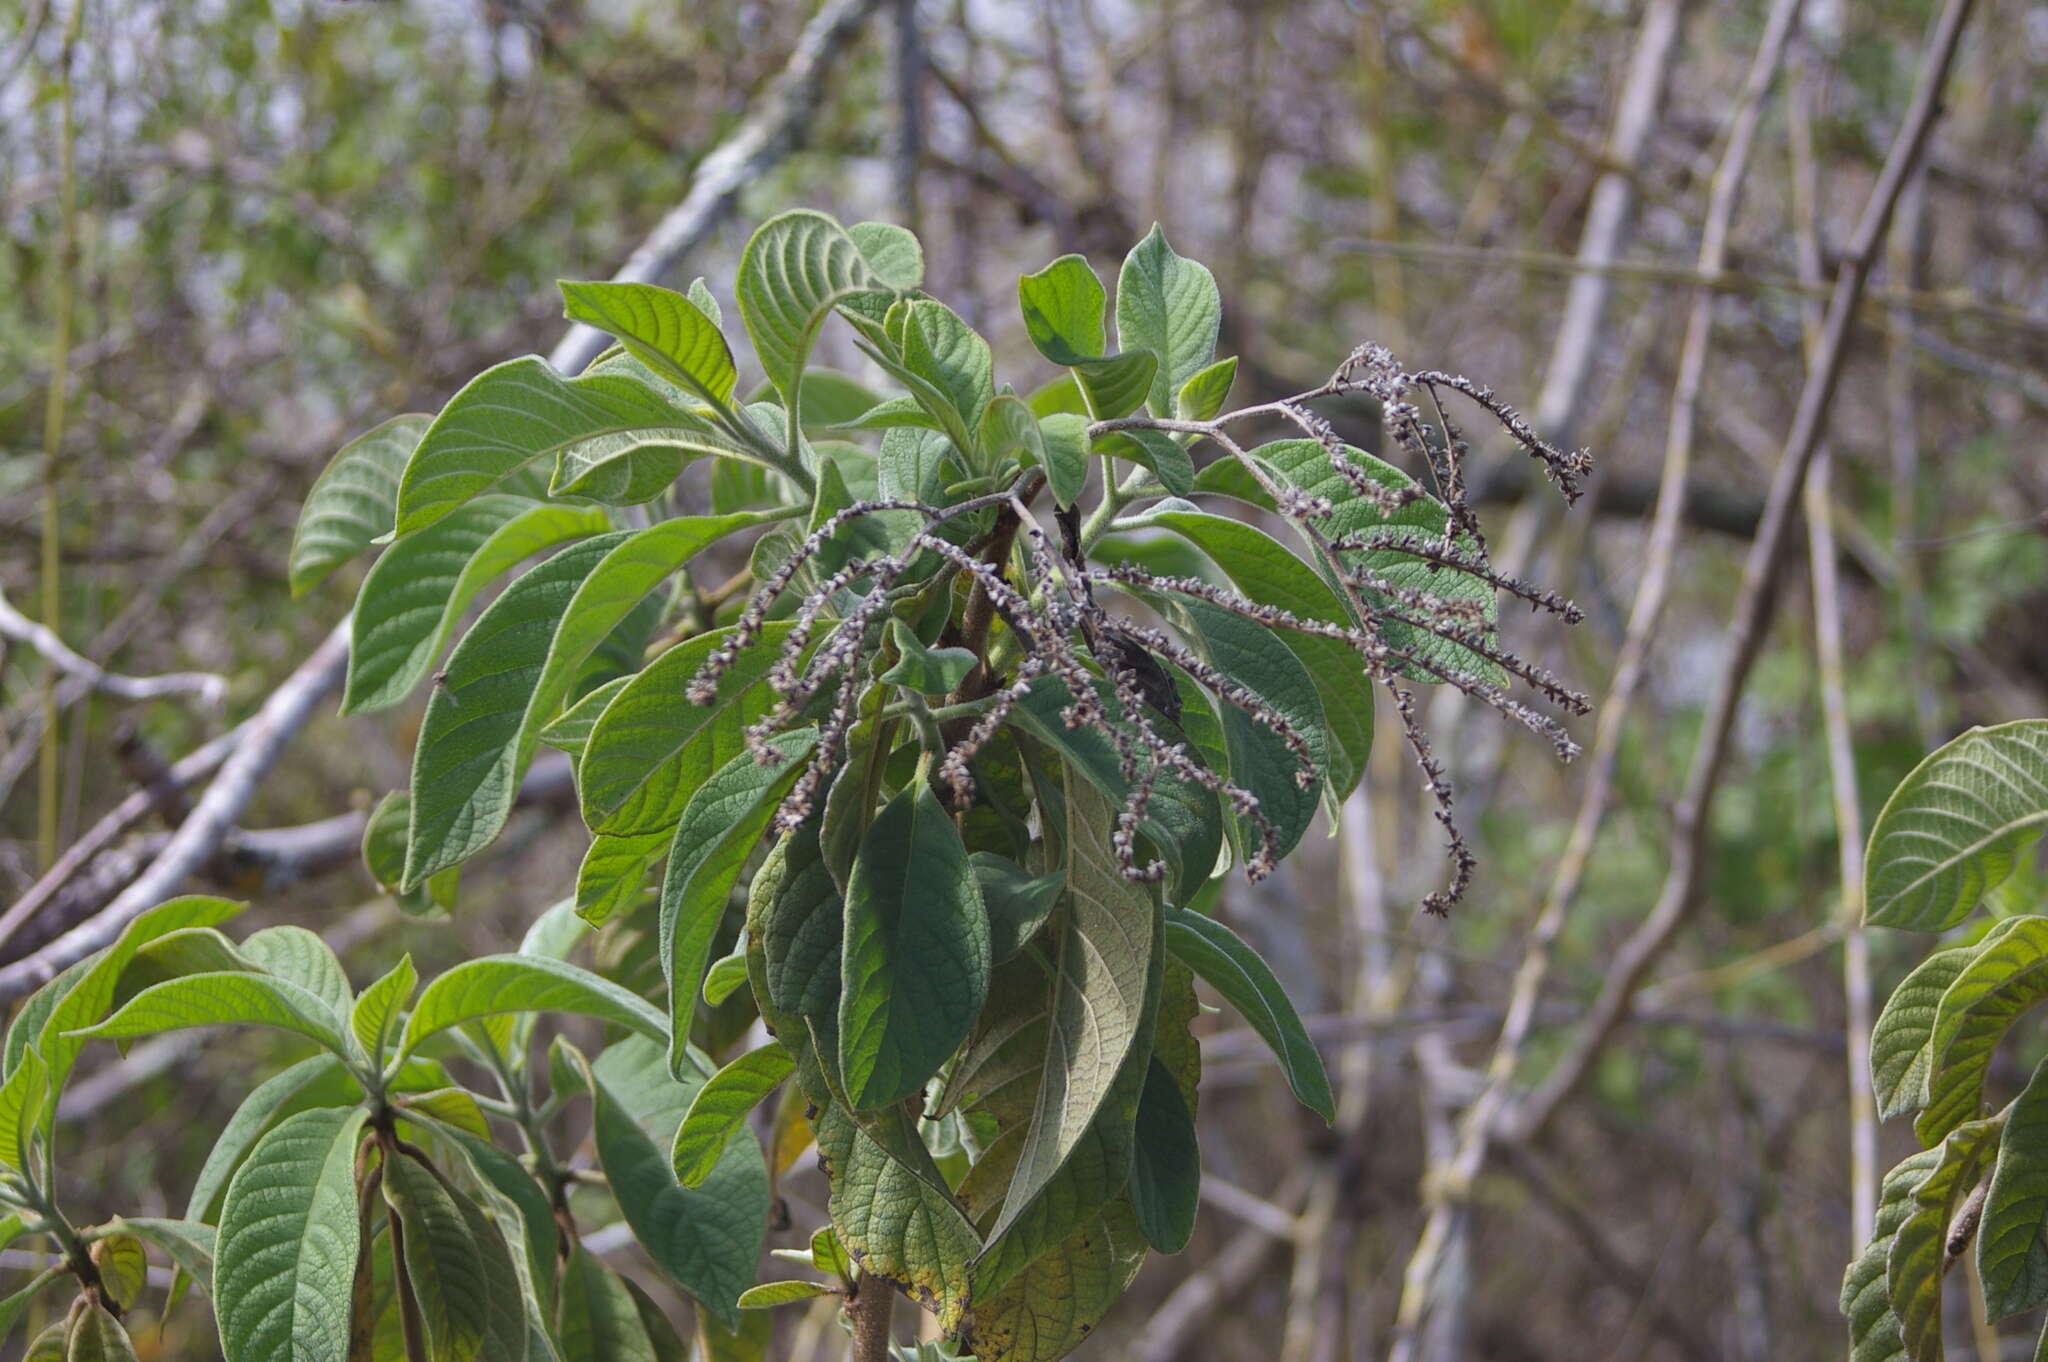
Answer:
[1130,1057,1201,1253]
[579,1045,770,1329]
[556,1249,661,1362]
[672,1043,796,1187]
[106,1217,217,1296]
[215,1106,369,1362]
[1921,916,2048,1143]
[1114,225,1221,416]
[345,498,610,714]
[736,1280,834,1309]
[1016,254,1157,421]
[1866,721,2048,931]
[1889,1117,1999,1362]
[290,415,429,597]
[1037,413,1091,508]
[398,955,667,1065]
[1163,908,1334,1121]
[737,211,897,424]
[383,1152,497,1362]
[659,730,817,1076]
[988,767,1158,1244]
[64,1302,139,1362]
[811,1102,979,1332]
[839,785,993,1110]
[394,357,715,536]
[186,1054,360,1224]
[576,831,667,929]
[753,821,843,1021]
[1092,426,1193,496]
[959,1199,1149,1362]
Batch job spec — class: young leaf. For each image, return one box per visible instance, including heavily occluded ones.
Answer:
[290,414,429,597]
[1921,916,2048,1144]
[1866,720,2048,931]
[880,618,977,695]
[350,955,418,1076]
[1114,225,1221,416]
[239,926,354,1020]
[1163,908,1334,1121]
[560,281,739,406]
[839,785,993,1110]
[575,831,666,928]
[672,1044,796,1188]
[736,210,894,422]
[90,1234,148,1311]
[988,768,1158,1243]
[1130,1057,1201,1253]
[1980,1054,2048,1318]
[702,948,752,1007]
[849,220,926,291]
[0,1049,47,1174]
[382,1151,518,1362]
[1869,944,1978,1119]
[1174,355,1237,422]
[65,1302,139,1362]
[398,955,668,1064]
[1888,1117,1999,1362]
[103,1217,217,1296]
[538,674,630,760]
[395,357,715,536]
[344,498,610,714]
[215,1106,369,1362]
[737,1281,834,1309]
[1016,254,1157,421]
[1093,427,1193,496]
[754,821,843,1020]
[76,972,352,1058]
[1842,1149,1941,1362]
[896,299,995,456]
[659,729,817,1076]
[1037,413,1090,508]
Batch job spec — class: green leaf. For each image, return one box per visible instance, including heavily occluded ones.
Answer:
[290,415,429,597]
[215,1106,370,1362]
[399,955,667,1065]
[1871,944,1979,1120]
[1037,413,1090,508]
[64,1302,138,1362]
[88,1234,147,1314]
[76,972,351,1058]
[345,497,609,715]
[1866,721,2048,931]
[703,946,751,1007]
[1982,1054,2048,1318]
[1165,595,1326,860]
[105,1216,217,1296]
[1890,1117,1999,1362]
[1121,503,1374,799]
[736,1281,834,1309]
[351,955,418,1076]
[1093,427,1193,496]
[20,1319,62,1362]
[809,1225,852,1280]
[404,530,629,885]
[0,1265,62,1346]
[556,1249,661,1362]
[417,1117,561,1314]
[1164,908,1334,1121]
[672,1043,796,1187]
[575,831,666,928]
[539,675,629,760]
[737,210,897,423]
[959,1199,1148,1362]
[896,300,995,456]
[550,437,693,506]
[580,622,801,837]
[187,1054,360,1224]
[579,1049,770,1329]
[970,853,1063,964]
[1175,356,1237,422]
[0,1047,47,1173]
[395,357,718,536]
[1009,677,1222,904]
[1922,917,2048,1143]
[988,768,1158,1243]
[880,619,977,695]
[383,1150,522,1362]
[811,1102,979,1332]
[560,281,739,406]
[1198,439,1504,685]
[850,221,926,291]
[1130,1056,1201,1253]
[1016,254,1156,422]
[877,426,954,504]
[660,729,818,1076]
[754,822,843,1020]
[239,926,353,1019]
[839,785,992,1110]
[1114,225,1221,416]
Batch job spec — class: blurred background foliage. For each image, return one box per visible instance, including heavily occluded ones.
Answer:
[3,0,2047,1357]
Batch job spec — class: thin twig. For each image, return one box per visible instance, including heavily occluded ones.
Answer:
[0,588,228,708]
[1510,0,1978,1144]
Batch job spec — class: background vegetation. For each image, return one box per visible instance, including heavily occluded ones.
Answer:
[3,0,2046,1357]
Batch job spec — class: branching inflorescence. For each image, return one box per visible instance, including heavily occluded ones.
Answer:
[684,345,1589,914]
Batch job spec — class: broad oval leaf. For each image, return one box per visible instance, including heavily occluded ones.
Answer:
[1163,907,1334,1121]
[1016,254,1156,422]
[398,954,667,1064]
[1866,720,2048,931]
[64,1302,138,1362]
[1870,944,1977,1120]
[811,1102,979,1332]
[672,1044,796,1188]
[839,785,993,1110]
[560,280,739,406]
[239,925,353,1019]
[1114,225,1221,416]
[290,414,428,597]
[215,1106,369,1362]
[736,211,893,419]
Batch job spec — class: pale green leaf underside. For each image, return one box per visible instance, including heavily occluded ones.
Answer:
[1866,720,2048,931]
[290,414,429,597]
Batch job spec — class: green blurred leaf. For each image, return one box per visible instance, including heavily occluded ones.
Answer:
[970,852,1063,964]
[1922,917,2048,1144]
[1981,1054,2048,1318]
[1130,1057,1201,1254]
[1889,1118,1999,1362]
[1871,944,1979,1120]
[736,1280,834,1309]
[290,414,429,597]
[556,1249,661,1362]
